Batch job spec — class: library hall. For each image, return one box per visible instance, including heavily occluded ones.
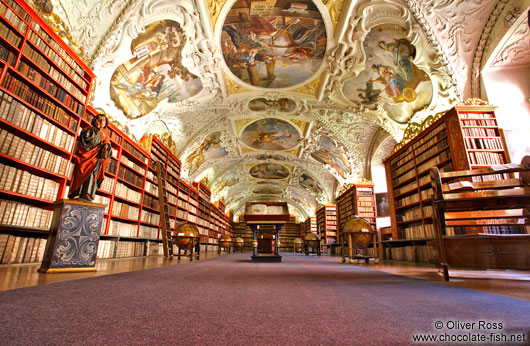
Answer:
[1,0,530,345]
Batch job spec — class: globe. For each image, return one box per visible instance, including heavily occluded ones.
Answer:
[293,237,304,250]
[218,234,232,249]
[304,233,320,248]
[233,237,244,249]
[173,223,200,250]
[342,216,374,248]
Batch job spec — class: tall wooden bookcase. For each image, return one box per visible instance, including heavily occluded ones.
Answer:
[382,105,510,262]
[0,0,95,264]
[303,216,317,237]
[316,205,337,245]
[336,184,377,234]
[0,0,234,263]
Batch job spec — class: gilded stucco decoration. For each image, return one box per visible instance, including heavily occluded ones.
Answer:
[47,0,504,217]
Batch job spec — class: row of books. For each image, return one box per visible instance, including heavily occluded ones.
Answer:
[27,25,87,88]
[141,210,160,225]
[417,149,451,173]
[0,130,71,176]
[397,223,436,239]
[0,163,60,201]
[0,17,22,47]
[388,244,437,263]
[464,136,504,150]
[0,40,16,66]
[460,119,497,127]
[2,0,30,22]
[116,241,145,258]
[467,151,504,166]
[122,140,148,164]
[120,154,146,175]
[0,0,26,32]
[0,234,46,264]
[462,127,498,137]
[18,58,85,105]
[107,219,138,238]
[0,199,53,229]
[114,181,142,203]
[18,59,83,114]
[142,194,159,210]
[413,125,446,151]
[118,165,144,189]
[1,96,75,151]
[139,225,158,239]
[111,201,140,220]
[2,72,82,126]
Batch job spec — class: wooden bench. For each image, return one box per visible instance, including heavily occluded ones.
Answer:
[430,155,530,281]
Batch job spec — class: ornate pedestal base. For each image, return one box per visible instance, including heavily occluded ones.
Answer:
[39,199,105,273]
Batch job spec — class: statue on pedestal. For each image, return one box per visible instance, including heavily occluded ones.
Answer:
[68,114,112,201]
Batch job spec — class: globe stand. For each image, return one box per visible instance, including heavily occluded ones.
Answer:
[175,235,200,261]
[340,216,379,265]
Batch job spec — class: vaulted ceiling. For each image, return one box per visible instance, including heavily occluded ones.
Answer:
[34,0,530,220]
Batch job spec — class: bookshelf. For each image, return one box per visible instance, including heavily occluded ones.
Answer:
[316,205,337,245]
[336,184,376,235]
[0,0,94,263]
[303,217,316,238]
[382,105,510,262]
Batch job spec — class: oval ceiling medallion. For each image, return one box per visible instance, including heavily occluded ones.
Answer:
[242,118,301,151]
[253,186,283,195]
[220,0,327,88]
[249,163,290,180]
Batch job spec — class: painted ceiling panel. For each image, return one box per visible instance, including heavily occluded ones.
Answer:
[37,0,526,218]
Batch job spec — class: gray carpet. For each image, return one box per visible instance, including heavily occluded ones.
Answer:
[0,253,528,345]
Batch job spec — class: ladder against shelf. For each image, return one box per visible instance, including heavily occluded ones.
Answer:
[382,105,512,262]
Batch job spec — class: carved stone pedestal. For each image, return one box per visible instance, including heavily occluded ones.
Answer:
[39,199,105,273]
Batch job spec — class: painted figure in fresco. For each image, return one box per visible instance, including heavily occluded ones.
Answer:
[250,164,289,180]
[300,173,323,196]
[357,81,382,105]
[185,133,228,175]
[69,114,112,201]
[221,1,326,88]
[245,119,298,151]
[369,38,430,103]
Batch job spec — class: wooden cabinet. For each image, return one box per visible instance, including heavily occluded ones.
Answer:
[382,105,511,262]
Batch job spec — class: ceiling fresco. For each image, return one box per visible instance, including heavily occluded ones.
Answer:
[40,0,530,220]
[221,0,327,88]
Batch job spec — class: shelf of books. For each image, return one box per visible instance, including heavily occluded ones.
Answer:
[316,206,337,245]
[336,184,376,236]
[302,217,316,238]
[382,105,510,262]
[0,0,95,264]
[0,1,236,265]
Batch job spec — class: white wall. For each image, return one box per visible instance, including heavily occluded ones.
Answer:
[482,65,530,163]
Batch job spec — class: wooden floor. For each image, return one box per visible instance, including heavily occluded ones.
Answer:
[1,251,529,301]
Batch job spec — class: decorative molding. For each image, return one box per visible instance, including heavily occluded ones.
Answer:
[292,77,322,97]
[322,0,346,31]
[471,0,511,97]
[224,74,253,95]
[207,0,228,28]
